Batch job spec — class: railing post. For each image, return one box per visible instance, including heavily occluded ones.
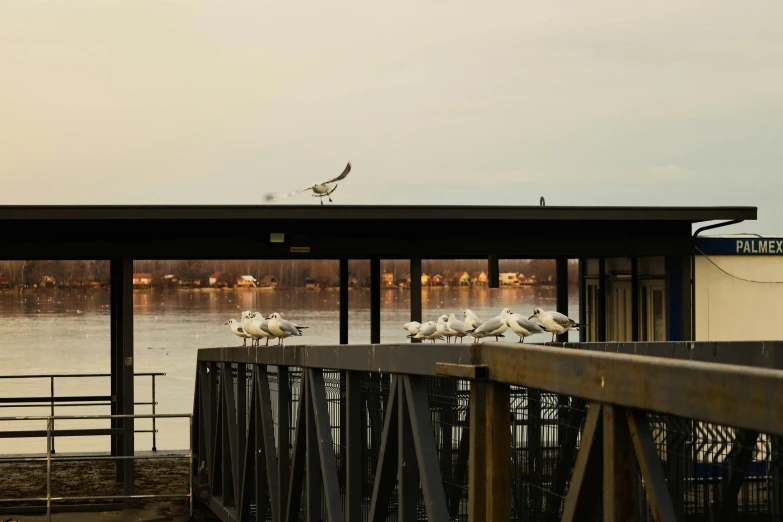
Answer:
[603,404,639,521]
[151,374,157,451]
[468,380,510,522]
[50,376,56,454]
[46,415,52,522]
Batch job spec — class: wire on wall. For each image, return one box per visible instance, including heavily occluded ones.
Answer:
[695,247,783,284]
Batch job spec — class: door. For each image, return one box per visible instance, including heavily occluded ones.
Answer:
[640,280,667,341]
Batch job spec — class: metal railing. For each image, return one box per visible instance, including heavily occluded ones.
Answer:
[0,372,165,451]
[193,342,783,522]
[0,413,192,521]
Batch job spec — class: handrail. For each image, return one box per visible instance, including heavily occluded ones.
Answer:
[0,373,166,451]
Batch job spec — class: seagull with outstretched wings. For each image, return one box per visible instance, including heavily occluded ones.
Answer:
[264,161,352,205]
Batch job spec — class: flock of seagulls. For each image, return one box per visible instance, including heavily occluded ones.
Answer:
[225,310,308,347]
[264,161,352,205]
[404,308,581,343]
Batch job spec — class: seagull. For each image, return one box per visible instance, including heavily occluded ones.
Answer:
[436,315,455,343]
[529,308,581,342]
[506,313,546,343]
[462,309,482,331]
[225,319,253,347]
[403,321,421,336]
[245,312,277,347]
[408,321,440,343]
[241,312,262,347]
[264,161,352,205]
[467,308,512,342]
[447,313,468,343]
[267,312,305,345]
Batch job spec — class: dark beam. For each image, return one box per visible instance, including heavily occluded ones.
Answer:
[284,370,305,522]
[370,258,381,344]
[556,258,569,342]
[561,403,603,522]
[277,366,290,520]
[578,258,587,342]
[397,379,418,521]
[598,258,607,342]
[368,377,399,522]
[112,257,135,498]
[256,367,280,522]
[488,254,499,288]
[340,259,349,344]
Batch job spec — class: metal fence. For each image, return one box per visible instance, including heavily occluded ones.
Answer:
[0,413,192,521]
[0,372,165,451]
[193,343,783,522]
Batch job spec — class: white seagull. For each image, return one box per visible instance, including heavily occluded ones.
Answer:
[403,321,422,336]
[462,309,482,331]
[467,308,512,342]
[264,161,352,205]
[267,312,306,345]
[506,313,546,343]
[529,308,581,342]
[447,313,468,343]
[436,315,455,343]
[245,312,277,347]
[225,319,253,347]
[408,321,440,343]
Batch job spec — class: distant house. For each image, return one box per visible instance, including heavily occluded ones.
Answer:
[0,274,11,289]
[39,275,57,288]
[421,274,431,286]
[87,280,104,289]
[517,273,532,285]
[236,275,257,288]
[305,277,321,290]
[397,275,410,288]
[65,278,84,288]
[381,272,396,288]
[258,275,279,288]
[500,272,519,286]
[458,272,471,286]
[209,272,234,288]
[132,273,152,289]
[162,274,179,288]
[471,271,488,286]
[178,279,201,288]
[347,273,359,287]
[431,274,444,286]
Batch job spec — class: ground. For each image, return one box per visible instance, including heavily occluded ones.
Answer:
[0,457,208,521]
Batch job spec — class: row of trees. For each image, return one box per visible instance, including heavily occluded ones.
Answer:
[0,259,576,288]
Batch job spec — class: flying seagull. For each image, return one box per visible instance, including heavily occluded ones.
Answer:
[264,161,352,205]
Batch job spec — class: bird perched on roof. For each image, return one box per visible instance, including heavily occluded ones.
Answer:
[529,308,581,342]
[225,319,253,347]
[506,313,546,343]
[264,161,352,205]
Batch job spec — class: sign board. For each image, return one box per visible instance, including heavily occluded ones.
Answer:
[695,237,783,256]
[290,246,310,253]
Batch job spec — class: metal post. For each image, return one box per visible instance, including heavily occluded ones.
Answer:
[189,414,194,518]
[578,258,587,342]
[151,375,157,451]
[46,416,52,522]
[410,256,422,343]
[488,254,499,288]
[631,257,639,341]
[340,258,349,345]
[370,258,381,344]
[50,376,56,454]
[556,258,569,342]
[598,257,607,342]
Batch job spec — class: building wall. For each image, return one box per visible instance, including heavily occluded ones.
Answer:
[696,256,783,341]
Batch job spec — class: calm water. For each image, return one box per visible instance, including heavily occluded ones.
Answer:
[0,286,578,454]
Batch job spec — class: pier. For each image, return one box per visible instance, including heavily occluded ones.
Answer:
[4,204,783,521]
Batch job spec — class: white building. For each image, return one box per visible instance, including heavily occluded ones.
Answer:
[695,235,783,341]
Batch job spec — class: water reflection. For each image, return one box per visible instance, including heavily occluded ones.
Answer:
[0,286,578,453]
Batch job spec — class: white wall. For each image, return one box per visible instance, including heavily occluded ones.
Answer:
[696,256,783,341]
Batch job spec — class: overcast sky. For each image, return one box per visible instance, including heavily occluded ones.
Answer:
[1,0,781,232]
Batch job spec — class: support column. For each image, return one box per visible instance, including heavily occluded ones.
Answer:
[556,258,569,342]
[665,255,691,341]
[578,259,587,342]
[631,257,640,341]
[111,257,134,497]
[488,254,499,289]
[410,257,422,343]
[370,258,381,344]
[339,259,349,345]
[598,258,607,342]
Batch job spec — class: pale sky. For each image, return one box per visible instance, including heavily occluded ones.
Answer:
[1,0,781,232]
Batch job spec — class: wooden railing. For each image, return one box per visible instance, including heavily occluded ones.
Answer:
[193,343,783,522]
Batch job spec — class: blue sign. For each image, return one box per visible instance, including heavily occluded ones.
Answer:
[695,237,783,256]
